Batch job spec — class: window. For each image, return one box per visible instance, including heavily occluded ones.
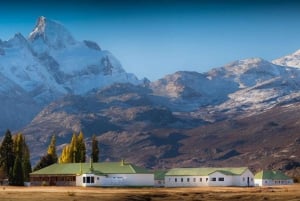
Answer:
[218,178,224,181]
[211,177,216,181]
[175,178,177,182]
[193,178,196,182]
[87,176,91,183]
[200,178,202,182]
[97,177,100,180]
[91,176,94,183]
[181,178,183,182]
[206,178,208,182]
[83,177,86,183]
[187,178,190,182]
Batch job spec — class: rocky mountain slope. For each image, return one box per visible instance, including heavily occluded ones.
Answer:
[20,55,300,177]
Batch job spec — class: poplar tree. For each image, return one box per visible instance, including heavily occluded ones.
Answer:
[77,132,86,163]
[70,133,77,162]
[12,156,23,186]
[23,143,32,182]
[47,135,57,163]
[91,135,99,162]
[59,144,72,163]
[34,135,57,171]
[12,133,31,185]
[0,130,15,178]
[58,132,86,163]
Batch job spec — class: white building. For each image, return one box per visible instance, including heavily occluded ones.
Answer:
[254,170,294,186]
[30,160,154,187]
[165,167,254,187]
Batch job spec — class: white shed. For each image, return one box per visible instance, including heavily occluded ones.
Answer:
[165,167,254,187]
[254,170,294,186]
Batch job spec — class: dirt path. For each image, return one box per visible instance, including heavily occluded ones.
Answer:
[0,184,299,201]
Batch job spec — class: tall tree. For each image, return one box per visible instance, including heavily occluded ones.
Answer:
[34,135,57,171]
[47,135,57,163]
[22,142,32,182]
[11,156,23,186]
[91,135,99,162]
[58,144,72,163]
[77,132,86,163]
[12,133,31,184]
[0,130,15,178]
[70,133,77,163]
[58,132,86,163]
[13,133,24,159]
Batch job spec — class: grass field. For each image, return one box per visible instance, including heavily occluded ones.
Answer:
[0,184,299,201]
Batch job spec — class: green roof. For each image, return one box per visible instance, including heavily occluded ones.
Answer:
[30,162,151,176]
[154,170,168,180]
[165,167,248,176]
[254,170,291,180]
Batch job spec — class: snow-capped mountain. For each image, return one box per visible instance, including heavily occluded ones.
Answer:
[273,49,300,68]
[0,16,140,103]
[0,16,141,131]
[151,58,300,114]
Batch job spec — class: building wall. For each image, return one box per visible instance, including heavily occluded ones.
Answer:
[232,169,254,187]
[207,172,233,186]
[76,173,154,187]
[155,179,165,187]
[30,175,76,186]
[165,176,210,187]
[76,174,104,187]
[101,174,154,186]
[254,179,294,186]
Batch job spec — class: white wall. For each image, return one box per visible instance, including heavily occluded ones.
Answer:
[208,172,233,186]
[232,169,254,187]
[76,174,104,187]
[165,176,210,187]
[77,173,154,187]
[255,179,294,186]
[100,174,154,186]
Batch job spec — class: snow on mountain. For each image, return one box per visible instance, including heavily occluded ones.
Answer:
[273,49,300,68]
[29,16,76,52]
[0,32,65,103]
[0,16,142,131]
[28,16,141,95]
[151,58,300,114]
[0,16,141,103]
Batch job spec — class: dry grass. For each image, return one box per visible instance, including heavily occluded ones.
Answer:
[0,184,299,201]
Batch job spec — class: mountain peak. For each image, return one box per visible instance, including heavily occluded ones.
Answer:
[29,16,50,40]
[273,49,300,68]
[28,16,76,50]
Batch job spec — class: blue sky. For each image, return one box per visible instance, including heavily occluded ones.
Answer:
[1,0,300,80]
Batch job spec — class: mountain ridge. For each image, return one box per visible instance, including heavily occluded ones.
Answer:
[0,16,300,177]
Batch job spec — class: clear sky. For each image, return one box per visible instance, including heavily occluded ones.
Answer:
[1,0,300,81]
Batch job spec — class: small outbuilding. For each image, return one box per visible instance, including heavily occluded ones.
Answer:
[154,170,167,187]
[254,170,293,186]
[165,167,254,187]
[30,160,154,187]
